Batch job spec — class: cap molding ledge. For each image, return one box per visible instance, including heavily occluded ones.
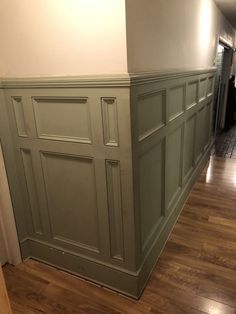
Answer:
[0,67,216,89]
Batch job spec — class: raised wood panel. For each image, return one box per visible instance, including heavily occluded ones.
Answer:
[41,152,100,253]
[21,149,43,235]
[137,90,166,142]
[183,115,196,182]
[207,76,214,96]
[105,160,124,261]
[12,97,27,137]
[169,85,184,121]
[187,80,198,109]
[139,140,164,250]
[204,102,211,148]
[199,78,207,101]
[101,98,119,147]
[165,125,183,212]
[33,97,92,143]
[195,105,209,162]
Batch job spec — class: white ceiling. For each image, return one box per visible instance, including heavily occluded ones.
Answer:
[214,0,236,29]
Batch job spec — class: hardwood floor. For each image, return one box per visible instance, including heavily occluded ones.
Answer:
[3,157,236,314]
[212,125,236,158]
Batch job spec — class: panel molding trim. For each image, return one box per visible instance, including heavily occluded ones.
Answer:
[32,96,92,144]
[105,160,124,261]
[102,98,119,147]
[40,151,100,254]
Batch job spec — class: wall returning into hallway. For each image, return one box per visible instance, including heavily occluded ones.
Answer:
[125,0,235,73]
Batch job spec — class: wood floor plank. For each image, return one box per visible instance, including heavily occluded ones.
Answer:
[3,156,236,313]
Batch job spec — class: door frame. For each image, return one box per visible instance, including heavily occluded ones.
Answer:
[0,144,21,265]
[0,90,21,266]
[213,35,235,136]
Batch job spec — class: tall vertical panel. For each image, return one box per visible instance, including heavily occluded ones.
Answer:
[21,149,43,235]
[169,85,184,121]
[195,106,207,162]
[187,81,198,108]
[12,97,27,137]
[106,160,124,260]
[183,115,196,182]
[139,140,164,249]
[199,78,207,101]
[165,126,183,213]
[207,76,214,96]
[41,152,100,253]
[101,98,119,146]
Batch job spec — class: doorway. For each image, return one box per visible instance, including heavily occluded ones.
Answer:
[212,40,235,158]
[213,43,234,135]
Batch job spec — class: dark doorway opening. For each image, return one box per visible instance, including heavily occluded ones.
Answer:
[212,40,235,158]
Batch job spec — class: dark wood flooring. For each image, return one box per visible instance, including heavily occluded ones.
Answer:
[212,125,236,158]
[3,157,236,314]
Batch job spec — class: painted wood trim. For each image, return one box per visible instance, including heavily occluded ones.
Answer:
[105,160,124,261]
[0,68,216,89]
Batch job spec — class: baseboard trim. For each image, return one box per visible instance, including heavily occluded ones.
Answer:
[20,238,140,299]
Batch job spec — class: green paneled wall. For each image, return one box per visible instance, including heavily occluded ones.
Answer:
[0,69,215,298]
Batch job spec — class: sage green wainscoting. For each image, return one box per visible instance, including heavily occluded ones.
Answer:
[0,69,215,298]
[130,69,215,295]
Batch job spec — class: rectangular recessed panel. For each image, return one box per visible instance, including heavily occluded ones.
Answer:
[33,97,92,143]
[207,76,214,96]
[12,97,27,137]
[169,85,184,121]
[21,149,42,235]
[183,115,195,180]
[139,141,164,248]
[187,81,198,108]
[166,126,182,211]
[204,103,211,147]
[137,90,165,141]
[106,160,124,261]
[101,98,119,146]
[41,152,99,252]
[199,78,207,101]
[195,106,208,161]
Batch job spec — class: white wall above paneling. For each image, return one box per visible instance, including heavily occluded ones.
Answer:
[126,0,235,73]
[0,0,127,77]
[0,0,234,77]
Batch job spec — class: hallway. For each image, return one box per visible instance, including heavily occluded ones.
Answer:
[3,156,236,314]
